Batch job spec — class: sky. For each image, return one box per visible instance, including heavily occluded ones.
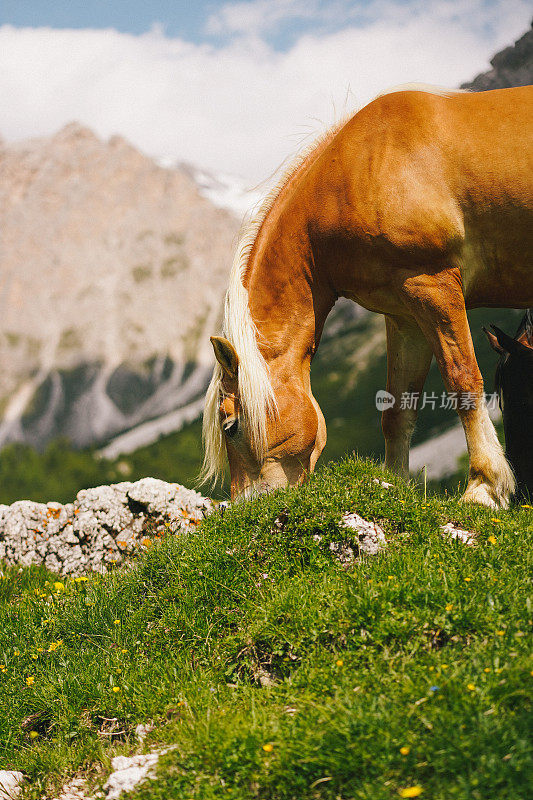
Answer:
[0,1,531,183]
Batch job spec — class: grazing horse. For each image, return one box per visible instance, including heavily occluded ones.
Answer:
[202,86,533,506]
[484,311,533,501]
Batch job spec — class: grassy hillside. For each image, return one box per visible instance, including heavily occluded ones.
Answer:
[1,458,531,799]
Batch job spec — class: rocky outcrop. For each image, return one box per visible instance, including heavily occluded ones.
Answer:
[462,22,533,91]
[0,478,212,575]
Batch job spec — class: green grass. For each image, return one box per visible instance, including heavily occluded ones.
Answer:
[0,457,531,799]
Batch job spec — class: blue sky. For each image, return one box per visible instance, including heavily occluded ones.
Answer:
[0,1,212,40]
[0,1,530,182]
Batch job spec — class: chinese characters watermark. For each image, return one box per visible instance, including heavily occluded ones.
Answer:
[375,390,500,412]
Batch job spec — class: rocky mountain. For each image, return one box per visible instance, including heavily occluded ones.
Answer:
[461,21,533,90]
[0,124,241,449]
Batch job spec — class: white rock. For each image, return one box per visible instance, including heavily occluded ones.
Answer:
[135,722,155,742]
[52,777,92,800]
[339,512,387,556]
[0,771,24,800]
[440,522,476,545]
[127,477,212,524]
[103,751,164,799]
[0,479,213,575]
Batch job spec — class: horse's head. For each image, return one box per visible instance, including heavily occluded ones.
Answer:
[484,314,533,500]
[484,317,533,408]
[207,336,326,499]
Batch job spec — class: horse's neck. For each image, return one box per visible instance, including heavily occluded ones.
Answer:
[245,217,335,381]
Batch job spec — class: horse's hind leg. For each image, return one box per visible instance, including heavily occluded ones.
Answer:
[383,315,433,478]
[400,268,515,508]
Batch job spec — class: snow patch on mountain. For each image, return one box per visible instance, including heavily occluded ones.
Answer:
[178,163,264,219]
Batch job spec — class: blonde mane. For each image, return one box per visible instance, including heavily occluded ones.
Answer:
[200,115,349,484]
[201,84,462,484]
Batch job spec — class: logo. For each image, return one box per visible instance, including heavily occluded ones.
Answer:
[375,390,396,411]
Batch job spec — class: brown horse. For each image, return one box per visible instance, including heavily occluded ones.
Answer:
[203,86,533,507]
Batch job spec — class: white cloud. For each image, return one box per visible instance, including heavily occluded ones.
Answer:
[205,0,323,38]
[0,1,530,186]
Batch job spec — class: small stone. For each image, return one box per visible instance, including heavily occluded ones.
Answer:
[339,512,387,556]
[0,771,25,800]
[135,721,155,742]
[440,522,476,545]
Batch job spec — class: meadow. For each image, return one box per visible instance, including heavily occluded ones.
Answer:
[0,457,531,799]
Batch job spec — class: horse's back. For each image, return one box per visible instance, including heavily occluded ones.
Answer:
[315,87,533,306]
[337,86,532,226]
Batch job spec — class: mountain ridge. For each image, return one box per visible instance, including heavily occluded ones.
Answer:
[0,123,241,449]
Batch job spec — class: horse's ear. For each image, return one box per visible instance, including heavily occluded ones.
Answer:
[489,324,529,356]
[483,326,504,355]
[210,336,239,379]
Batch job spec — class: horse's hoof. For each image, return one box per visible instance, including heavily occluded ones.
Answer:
[461,481,508,509]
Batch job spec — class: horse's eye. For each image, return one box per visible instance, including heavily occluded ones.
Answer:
[223,418,239,438]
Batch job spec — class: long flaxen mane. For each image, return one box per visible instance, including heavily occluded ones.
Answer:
[201,85,463,484]
[200,118,349,485]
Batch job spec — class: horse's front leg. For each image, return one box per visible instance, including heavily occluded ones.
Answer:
[401,268,515,508]
[382,315,433,478]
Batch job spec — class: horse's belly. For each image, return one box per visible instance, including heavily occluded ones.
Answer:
[461,212,533,308]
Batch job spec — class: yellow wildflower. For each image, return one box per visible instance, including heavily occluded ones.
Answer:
[487,535,497,545]
[262,743,274,753]
[336,659,344,667]
[464,577,472,582]
[484,668,491,673]
[26,676,35,686]
[467,683,476,691]
[53,582,65,592]
[400,787,423,798]
[29,731,39,739]
[113,620,120,625]
[112,686,120,693]
[400,746,410,755]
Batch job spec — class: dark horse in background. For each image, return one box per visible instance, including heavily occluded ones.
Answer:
[485,311,533,501]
